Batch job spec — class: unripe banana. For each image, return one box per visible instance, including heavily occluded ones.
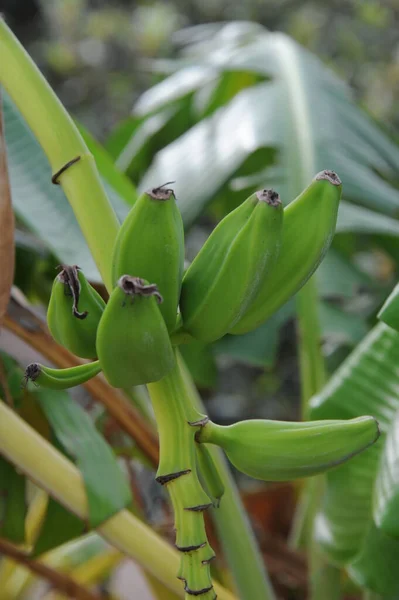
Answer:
[47,265,105,358]
[180,188,284,342]
[196,443,225,508]
[112,184,184,332]
[24,361,101,390]
[378,283,399,332]
[197,416,379,481]
[96,275,175,388]
[231,171,342,335]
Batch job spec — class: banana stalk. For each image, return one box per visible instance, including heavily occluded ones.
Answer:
[0,400,236,600]
[147,353,217,600]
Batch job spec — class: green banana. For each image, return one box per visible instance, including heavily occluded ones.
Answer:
[197,416,379,481]
[24,361,101,390]
[96,275,175,388]
[180,188,284,342]
[47,265,105,358]
[196,443,224,507]
[378,282,399,332]
[231,170,342,335]
[112,184,184,332]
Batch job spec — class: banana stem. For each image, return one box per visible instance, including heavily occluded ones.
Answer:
[147,353,216,600]
[177,353,276,600]
[0,19,119,291]
[0,400,236,600]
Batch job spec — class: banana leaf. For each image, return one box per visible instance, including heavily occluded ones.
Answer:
[309,322,399,594]
[36,388,132,528]
[128,23,399,228]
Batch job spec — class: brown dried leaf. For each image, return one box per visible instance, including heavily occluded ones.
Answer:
[0,91,15,325]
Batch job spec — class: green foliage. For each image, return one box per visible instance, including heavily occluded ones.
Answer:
[36,388,132,528]
[310,322,399,594]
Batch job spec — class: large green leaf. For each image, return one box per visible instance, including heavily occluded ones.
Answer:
[374,408,399,538]
[3,92,135,282]
[310,323,399,428]
[378,281,399,332]
[36,388,131,528]
[309,323,399,593]
[134,24,399,228]
[214,301,294,368]
[316,249,375,302]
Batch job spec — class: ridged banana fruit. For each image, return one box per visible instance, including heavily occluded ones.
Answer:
[197,416,379,481]
[47,265,105,358]
[112,184,184,332]
[196,443,225,507]
[180,188,284,342]
[24,361,101,390]
[96,275,175,388]
[231,170,342,335]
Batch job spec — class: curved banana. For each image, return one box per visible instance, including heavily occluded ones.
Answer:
[112,184,184,332]
[196,443,225,508]
[96,275,175,388]
[24,361,101,390]
[197,416,379,481]
[47,265,105,358]
[231,170,342,335]
[180,188,283,342]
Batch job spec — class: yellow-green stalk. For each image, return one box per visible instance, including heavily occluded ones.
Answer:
[0,400,236,600]
[0,19,119,290]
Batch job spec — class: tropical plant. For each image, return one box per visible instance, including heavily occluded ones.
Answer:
[1,17,399,600]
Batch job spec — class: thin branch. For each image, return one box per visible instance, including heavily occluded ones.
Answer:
[0,536,101,600]
[5,298,159,466]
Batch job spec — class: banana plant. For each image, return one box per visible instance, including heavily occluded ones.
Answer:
[0,16,398,600]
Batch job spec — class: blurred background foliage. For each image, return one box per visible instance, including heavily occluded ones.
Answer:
[3,0,399,137]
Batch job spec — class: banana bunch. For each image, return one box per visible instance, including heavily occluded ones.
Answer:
[197,416,379,481]
[47,265,105,358]
[112,184,184,332]
[180,188,284,342]
[178,170,341,341]
[231,170,342,334]
[96,275,175,388]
